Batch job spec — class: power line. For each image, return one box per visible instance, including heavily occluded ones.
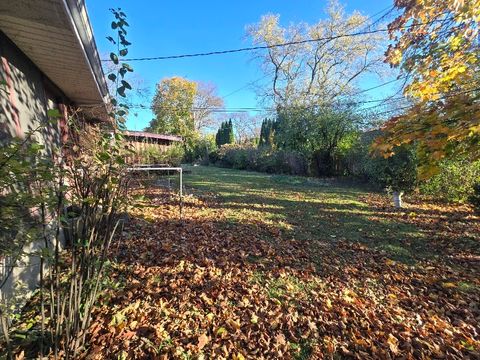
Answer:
[123,79,411,111]
[121,79,407,113]
[222,6,395,101]
[363,86,480,116]
[350,77,406,96]
[105,5,398,123]
[79,86,478,123]
[126,87,477,113]
[82,84,478,115]
[196,6,396,104]
[364,5,395,28]
[102,18,442,62]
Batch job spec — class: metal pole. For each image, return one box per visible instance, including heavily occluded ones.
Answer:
[179,168,183,221]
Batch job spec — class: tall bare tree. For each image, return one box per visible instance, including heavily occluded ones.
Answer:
[246,0,386,108]
[193,82,224,133]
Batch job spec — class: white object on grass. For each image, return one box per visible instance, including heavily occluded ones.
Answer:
[393,191,403,208]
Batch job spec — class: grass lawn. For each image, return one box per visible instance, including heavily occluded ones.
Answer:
[86,165,480,359]
[182,165,424,264]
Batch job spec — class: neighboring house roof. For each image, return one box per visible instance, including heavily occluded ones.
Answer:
[124,131,183,142]
[0,0,109,118]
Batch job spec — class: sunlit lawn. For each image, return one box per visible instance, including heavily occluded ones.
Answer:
[85,165,479,359]
[182,165,424,264]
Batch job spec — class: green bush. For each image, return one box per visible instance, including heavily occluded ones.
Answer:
[258,150,307,175]
[186,135,216,164]
[156,144,185,166]
[136,144,185,166]
[214,144,307,175]
[343,130,377,178]
[368,146,417,193]
[347,132,480,202]
[344,132,417,192]
[420,159,480,202]
[216,144,258,170]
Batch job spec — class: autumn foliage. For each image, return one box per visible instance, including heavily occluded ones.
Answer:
[373,0,480,177]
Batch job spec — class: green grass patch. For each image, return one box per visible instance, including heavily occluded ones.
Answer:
[291,340,314,360]
[181,165,427,265]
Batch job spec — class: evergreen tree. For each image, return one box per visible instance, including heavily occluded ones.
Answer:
[259,119,266,147]
[220,122,226,145]
[215,122,223,147]
[266,119,273,146]
[228,119,235,144]
[258,118,275,148]
[215,120,235,147]
[215,125,220,147]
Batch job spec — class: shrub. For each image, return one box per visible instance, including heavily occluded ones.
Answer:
[369,146,417,193]
[343,130,378,178]
[468,183,480,213]
[159,144,185,166]
[258,150,307,175]
[419,159,480,203]
[344,131,417,192]
[187,135,216,164]
[214,144,307,176]
[216,144,258,170]
[135,144,185,166]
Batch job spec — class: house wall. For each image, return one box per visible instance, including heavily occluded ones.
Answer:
[0,31,69,306]
[0,31,69,153]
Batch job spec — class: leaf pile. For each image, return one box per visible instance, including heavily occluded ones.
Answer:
[84,188,480,359]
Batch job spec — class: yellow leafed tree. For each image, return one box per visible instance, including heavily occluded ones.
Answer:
[372,0,480,178]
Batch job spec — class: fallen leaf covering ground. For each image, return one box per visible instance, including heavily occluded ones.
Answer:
[85,166,480,359]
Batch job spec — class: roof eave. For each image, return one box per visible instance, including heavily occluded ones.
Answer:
[62,0,109,120]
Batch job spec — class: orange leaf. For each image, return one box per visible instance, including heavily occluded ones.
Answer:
[387,334,399,354]
[197,333,209,350]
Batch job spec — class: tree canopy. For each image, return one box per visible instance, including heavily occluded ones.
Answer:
[147,76,197,139]
[246,0,385,108]
[372,0,480,178]
[147,77,224,149]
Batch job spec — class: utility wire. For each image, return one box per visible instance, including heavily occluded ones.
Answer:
[350,77,406,96]
[82,80,479,114]
[84,86,477,113]
[80,87,477,123]
[222,72,273,98]
[362,86,480,117]
[161,85,480,110]
[103,5,398,120]
[96,8,460,119]
[102,17,443,62]
[214,6,395,101]
[110,79,407,113]
[119,74,411,112]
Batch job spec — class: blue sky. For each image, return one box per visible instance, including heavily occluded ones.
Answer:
[87,0,397,131]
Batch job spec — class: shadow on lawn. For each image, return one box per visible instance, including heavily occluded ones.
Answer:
[113,201,402,291]
[120,186,475,278]
[92,187,480,359]
[184,187,427,265]
[182,168,480,271]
